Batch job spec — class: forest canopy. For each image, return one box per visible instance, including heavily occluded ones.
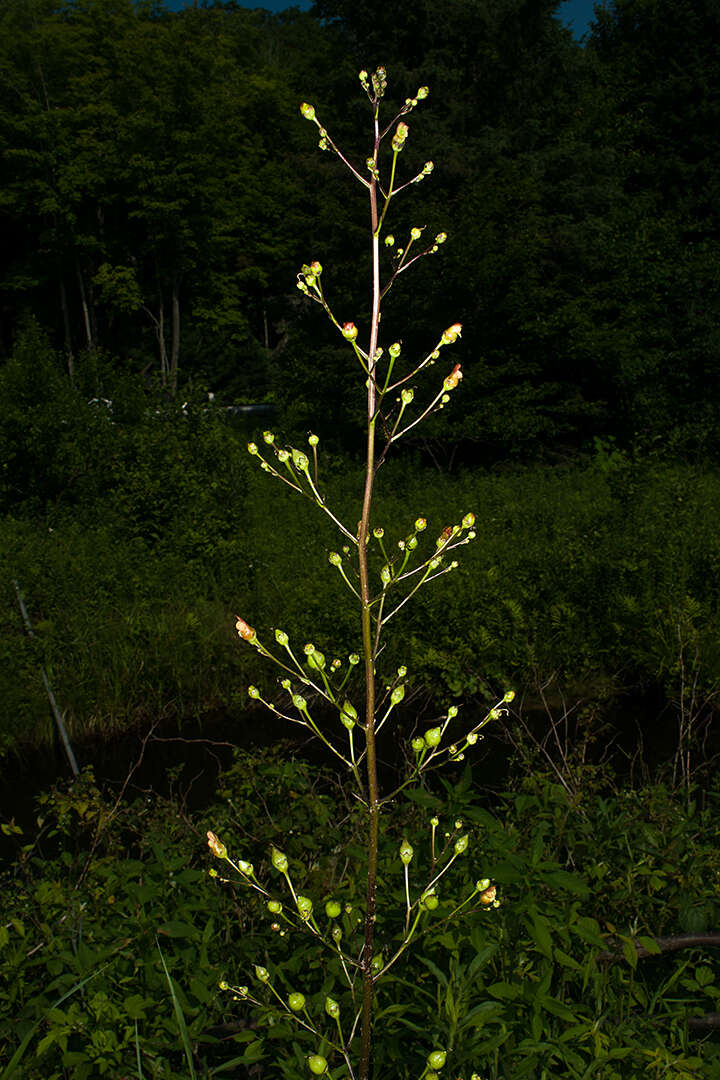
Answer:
[1,0,719,463]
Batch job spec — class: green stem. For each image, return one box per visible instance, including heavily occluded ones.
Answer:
[358,100,383,1080]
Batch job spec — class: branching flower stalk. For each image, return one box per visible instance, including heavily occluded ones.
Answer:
[208,68,512,1080]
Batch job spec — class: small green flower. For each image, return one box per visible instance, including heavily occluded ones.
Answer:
[275,629,289,646]
[300,102,316,120]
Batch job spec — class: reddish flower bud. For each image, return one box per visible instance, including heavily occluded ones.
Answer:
[342,322,358,341]
[235,617,255,641]
[441,323,463,345]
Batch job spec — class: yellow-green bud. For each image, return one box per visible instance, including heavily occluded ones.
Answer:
[308,1055,327,1075]
[427,1050,447,1070]
[207,831,227,859]
[415,517,427,531]
[399,838,414,865]
[417,86,429,99]
[255,965,270,982]
[425,727,442,747]
[288,992,306,1011]
[297,895,313,919]
[271,847,288,873]
[268,899,282,914]
[410,227,422,240]
[325,996,340,1019]
[325,899,342,918]
[300,102,316,120]
[454,834,469,855]
[275,629,289,646]
[391,684,405,705]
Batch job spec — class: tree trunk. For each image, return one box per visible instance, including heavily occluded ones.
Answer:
[76,259,95,351]
[169,281,180,398]
[59,277,75,380]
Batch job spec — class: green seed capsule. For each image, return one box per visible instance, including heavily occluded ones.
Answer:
[271,848,288,873]
[288,992,306,1012]
[427,1050,447,1070]
[399,838,414,865]
[308,1055,327,1075]
[325,899,342,918]
[325,996,340,1018]
[425,727,442,747]
[268,899,282,914]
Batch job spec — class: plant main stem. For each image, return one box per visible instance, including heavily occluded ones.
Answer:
[358,109,382,1080]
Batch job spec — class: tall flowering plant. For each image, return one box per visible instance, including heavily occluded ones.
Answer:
[207,67,511,1080]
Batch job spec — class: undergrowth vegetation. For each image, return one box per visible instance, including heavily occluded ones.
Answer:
[2,748,719,1078]
[3,409,720,761]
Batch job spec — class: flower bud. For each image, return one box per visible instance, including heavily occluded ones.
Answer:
[391,684,405,705]
[293,694,307,710]
[275,629,289,646]
[444,364,463,391]
[399,838,414,865]
[281,678,291,690]
[342,322,358,341]
[417,86,429,99]
[207,831,227,859]
[268,899,282,914]
[421,890,439,911]
[415,517,427,531]
[389,341,402,358]
[219,979,229,990]
[255,965,270,982]
[297,895,313,918]
[310,261,322,275]
[427,1051,447,1070]
[325,899,342,918]
[263,430,275,444]
[467,732,478,745]
[308,1055,328,1075]
[332,925,342,943]
[247,442,258,454]
[454,834,469,855]
[504,689,516,703]
[300,102,316,120]
[292,448,309,471]
[235,616,255,641]
[447,705,459,718]
[341,700,357,728]
[349,653,360,665]
[325,996,340,1018]
[384,234,395,247]
[410,227,422,240]
[430,816,439,827]
[479,884,497,905]
[423,161,434,174]
[462,511,475,529]
[271,847,288,873]
[401,388,414,405]
[435,232,447,244]
[238,860,254,876]
[425,727,442,747]
[288,992,306,1011]
[329,551,342,566]
[307,649,326,671]
[441,323,462,345]
[373,526,384,538]
[412,737,425,752]
[308,432,319,446]
[248,685,260,699]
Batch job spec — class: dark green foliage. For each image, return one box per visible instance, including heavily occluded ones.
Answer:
[2,751,719,1078]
